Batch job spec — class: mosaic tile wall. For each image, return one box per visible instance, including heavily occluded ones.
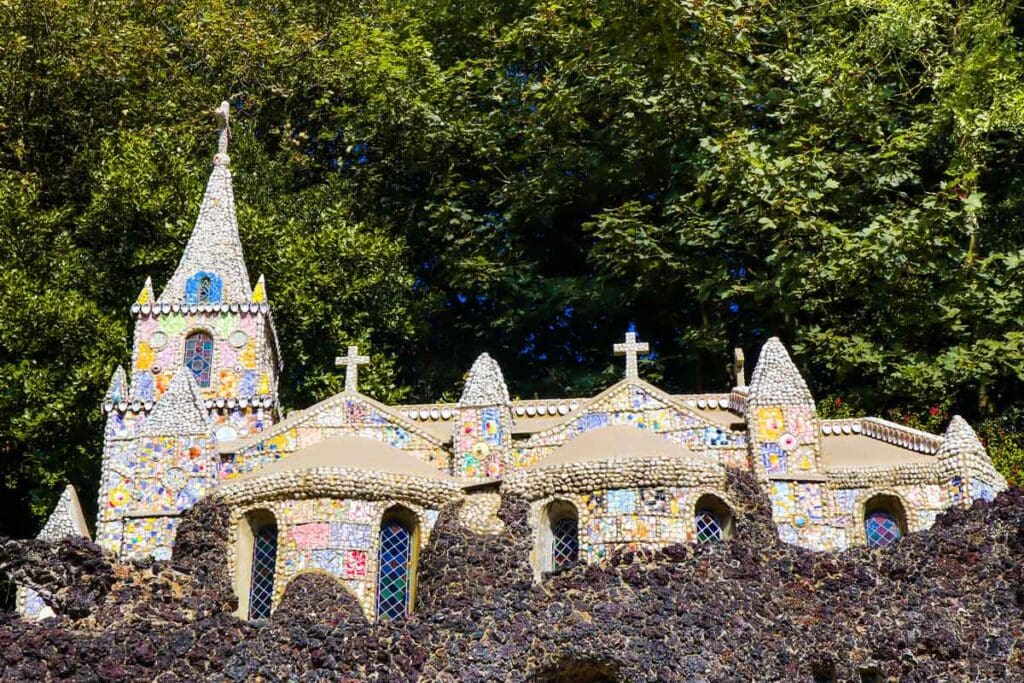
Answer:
[230,498,439,620]
[224,397,450,479]
[129,308,277,406]
[96,431,217,559]
[515,383,747,470]
[770,482,951,551]
[537,486,725,563]
[453,405,510,479]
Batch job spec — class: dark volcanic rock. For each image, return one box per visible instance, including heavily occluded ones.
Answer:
[1,473,1023,681]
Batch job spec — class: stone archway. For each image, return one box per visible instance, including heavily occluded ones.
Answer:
[533,657,620,683]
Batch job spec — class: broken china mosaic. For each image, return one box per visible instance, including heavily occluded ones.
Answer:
[256,498,439,619]
[130,310,275,405]
[756,406,819,474]
[223,397,450,479]
[515,384,747,470]
[546,486,722,561]
[454,405,510,480]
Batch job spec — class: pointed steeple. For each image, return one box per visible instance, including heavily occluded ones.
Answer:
[104,366,128,405]
[157,100,252,304]
[37,485,91,542]
[459,353,510,406]
[747,337,815,409]
[251,273,267,304]
[136,277,154,305]
[139,370,213,437]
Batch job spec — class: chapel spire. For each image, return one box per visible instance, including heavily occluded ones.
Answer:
[157,100,253,304]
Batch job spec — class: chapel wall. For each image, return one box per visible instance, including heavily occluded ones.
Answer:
[129,309,275,406]
[513,384,747,470]
[531,484,736,567]
[227,497,440,620]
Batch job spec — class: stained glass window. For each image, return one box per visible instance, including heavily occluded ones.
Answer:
[551,517,578,571]
[197,276,213,303]
[695,509,724,543]
[249,524,277,619]
[377,521,412,620]
[865,510,901,548]
[184,332,214,387]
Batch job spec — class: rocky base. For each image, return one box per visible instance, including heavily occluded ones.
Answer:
[2,472,1023,681]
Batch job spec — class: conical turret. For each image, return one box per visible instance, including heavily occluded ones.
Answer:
[459,352,510,407]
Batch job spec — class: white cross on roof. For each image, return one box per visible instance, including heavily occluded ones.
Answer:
[335,345,370,393]
[613,331,649,380]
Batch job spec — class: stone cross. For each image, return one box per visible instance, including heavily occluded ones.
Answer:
[335,345,369,393]
[613,331,649,380]
[215,100,230,157]
[733,347,746,388]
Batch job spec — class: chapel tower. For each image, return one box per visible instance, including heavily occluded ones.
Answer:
[95,101,281,559]
[126,101,281,441]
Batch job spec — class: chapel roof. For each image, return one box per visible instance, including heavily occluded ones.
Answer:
[532,425,704,468]
[235,435,455,482]
[821,435,936,470]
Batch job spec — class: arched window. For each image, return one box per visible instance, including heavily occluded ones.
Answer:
[863,494,906,548]
[694,494,734,543]
[239,510,278,620]
[377,507,419,621]
[183,332,214,387]
[539,500,579,574]
[197,276,213,303]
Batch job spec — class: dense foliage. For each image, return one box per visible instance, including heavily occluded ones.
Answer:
[1,0,1022,535]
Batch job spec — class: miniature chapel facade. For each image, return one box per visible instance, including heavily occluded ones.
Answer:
[22,105,1008,622]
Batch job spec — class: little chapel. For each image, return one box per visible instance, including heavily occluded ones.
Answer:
[19,104,1007,622]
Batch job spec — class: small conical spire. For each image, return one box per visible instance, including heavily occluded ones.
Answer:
[105,366,128,404]
[459,353,510,406]
[139,370,212,437]
[37,485,91,542]
[136,277,154,305]
[936,415,987,459]
[157,100,252,305]
[252,274,267,303]
[747,337,814,408]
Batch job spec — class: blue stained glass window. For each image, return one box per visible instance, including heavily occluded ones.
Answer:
[184,272,222,304]
[184,332,214,387]
[249,524,277,619]
[551,517,578,570]
[377,521,412,620]
[865,510,901,548]
[197,276,213,303]
[695,509,723,543]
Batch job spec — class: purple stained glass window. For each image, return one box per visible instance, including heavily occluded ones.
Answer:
[377,521,412,620]
[695,509,723,543]
[551,517,578,571]
[249,524,277,619]
[865,510,901,548]
[184,332,214,387]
